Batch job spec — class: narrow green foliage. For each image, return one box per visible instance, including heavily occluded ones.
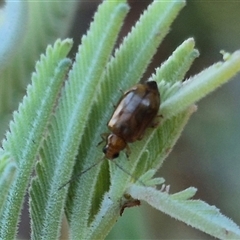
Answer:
[156,38,199,84]
[100,38,199,203]
[104,0,186,104]
[67,2,186,239]
[86,105,196,240]
[0,152,16,216]
[127,184,240,239]
[161,50,240,119]
[1,0,240,239]
[29,1,130,239]
[154,38,199,102]
[171,187,197,200]
[140,172,165,186]
[0,39,73,239]
[105,38,199,199]
[65,0,240,237]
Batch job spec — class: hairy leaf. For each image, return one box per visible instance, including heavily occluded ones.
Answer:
[0,39,72,239]
[127,184,240,239]
[29,1,130,239]
[67,1,187,239]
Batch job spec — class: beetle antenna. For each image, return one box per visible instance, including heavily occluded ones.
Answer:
[58,158,146,191]
[111,161,145,186]
[58,157,104,191]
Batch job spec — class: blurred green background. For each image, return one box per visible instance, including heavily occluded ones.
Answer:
[1,1,239,239]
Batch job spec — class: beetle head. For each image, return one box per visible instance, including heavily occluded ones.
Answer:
[103,134,127,159]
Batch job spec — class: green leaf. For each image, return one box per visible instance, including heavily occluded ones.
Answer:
[0,39,73,239]
[63,0,240,237]
[85,103,196,240]
[127,184,240,239]
[161,50,240,119]
[105,37,199,197]
[0,150,16,216]
[154,37,199,101]
[29,1,130,239]
[65,1,187,239]
[1,0,239,239]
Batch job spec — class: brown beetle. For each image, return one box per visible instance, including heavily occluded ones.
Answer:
[58,81,160,191]
[103,81,160,159]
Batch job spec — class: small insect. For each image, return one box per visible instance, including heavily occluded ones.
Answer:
[103,81,160,159]
[58,81,160,191]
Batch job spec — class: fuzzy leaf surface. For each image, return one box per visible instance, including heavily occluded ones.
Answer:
[66,1,186,239]
[29,1,130,239]
[127,184,240,239]
[0,39,72,239]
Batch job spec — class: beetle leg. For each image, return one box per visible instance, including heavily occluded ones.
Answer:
[100,132,108,139]
[97,133,108,146]
[150,120,159,128]
[125,144,131,159]
[150,114,163,128]
[137,134,144,141]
